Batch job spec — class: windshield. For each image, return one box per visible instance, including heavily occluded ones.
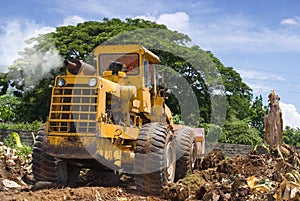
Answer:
[99,53,139,75]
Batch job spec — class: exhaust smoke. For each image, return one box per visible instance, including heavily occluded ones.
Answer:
[8,41,63,90]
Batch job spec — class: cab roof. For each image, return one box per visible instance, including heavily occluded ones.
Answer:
[93,44,161,63]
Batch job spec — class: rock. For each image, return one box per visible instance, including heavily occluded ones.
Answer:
[2,179,21,188]
[6,159,16,167]
[11,155,19,161]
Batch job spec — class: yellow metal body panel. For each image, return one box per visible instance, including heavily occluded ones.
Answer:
[97,138,122,167]
[46,135,97,159]
[99,123,139,139]
[47,134,133,167]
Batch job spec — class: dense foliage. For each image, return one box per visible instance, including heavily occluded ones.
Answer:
[283,126,300,147]
[0,121,42,130]
[219,119,262,146]
[0,18,273,145]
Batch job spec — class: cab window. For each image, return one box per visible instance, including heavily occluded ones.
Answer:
[143,60,149,87]
[99,53,139,75]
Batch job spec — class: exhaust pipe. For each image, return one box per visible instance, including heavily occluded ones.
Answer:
[64,58,96,75]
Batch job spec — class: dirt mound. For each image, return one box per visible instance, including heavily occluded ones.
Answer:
[1,143,300,200]
[164,145,300,201]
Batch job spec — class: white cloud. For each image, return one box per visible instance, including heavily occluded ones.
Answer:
[281,17,300,26]
[156,12,189,32]
[280,102,300,128]
[136,12,190,33]
[0,20,55,72]
[237,69,284,81]
[247,83,272,97]
[135,15,156,22]
[61,15,85,26]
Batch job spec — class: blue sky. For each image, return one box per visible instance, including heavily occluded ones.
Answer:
[1,0,300,127]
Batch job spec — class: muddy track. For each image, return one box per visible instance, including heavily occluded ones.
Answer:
[0,167,167,201]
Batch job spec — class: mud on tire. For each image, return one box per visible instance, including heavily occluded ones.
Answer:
[175,126,197,180]
[134,123,176,194]
[32,126,79,186]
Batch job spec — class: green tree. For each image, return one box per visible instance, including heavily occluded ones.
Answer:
[0,73,9,95]
[205,52,269,144]
[0,94,21,122]
[207,52,253,121]
[283,126,300,147]
[13,77,53,122]
[219,119,262,145]
[249,95,267,136]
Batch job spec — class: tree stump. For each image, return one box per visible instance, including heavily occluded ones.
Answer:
[264,90,283,149]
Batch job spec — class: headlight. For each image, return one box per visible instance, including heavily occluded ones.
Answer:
[57,78,65,87]
[88,78,97,87]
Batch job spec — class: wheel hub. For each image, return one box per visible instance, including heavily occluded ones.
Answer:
[165,141,175,182]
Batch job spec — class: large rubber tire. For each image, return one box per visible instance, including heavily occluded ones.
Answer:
[32,126,80,186]
[134,122,176,194]
[175,126,197,180]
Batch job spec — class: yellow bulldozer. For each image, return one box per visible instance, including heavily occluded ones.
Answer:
[32,44,205,193]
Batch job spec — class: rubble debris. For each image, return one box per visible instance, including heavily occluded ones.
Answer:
[0,141,33,191]
[247,175,274,194]
[163,144,300,201]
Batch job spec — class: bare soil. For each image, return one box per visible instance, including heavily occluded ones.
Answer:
[1,143,300,201]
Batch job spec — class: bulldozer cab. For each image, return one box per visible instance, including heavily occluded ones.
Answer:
[93,44,161,114]
[94,44,160,89]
